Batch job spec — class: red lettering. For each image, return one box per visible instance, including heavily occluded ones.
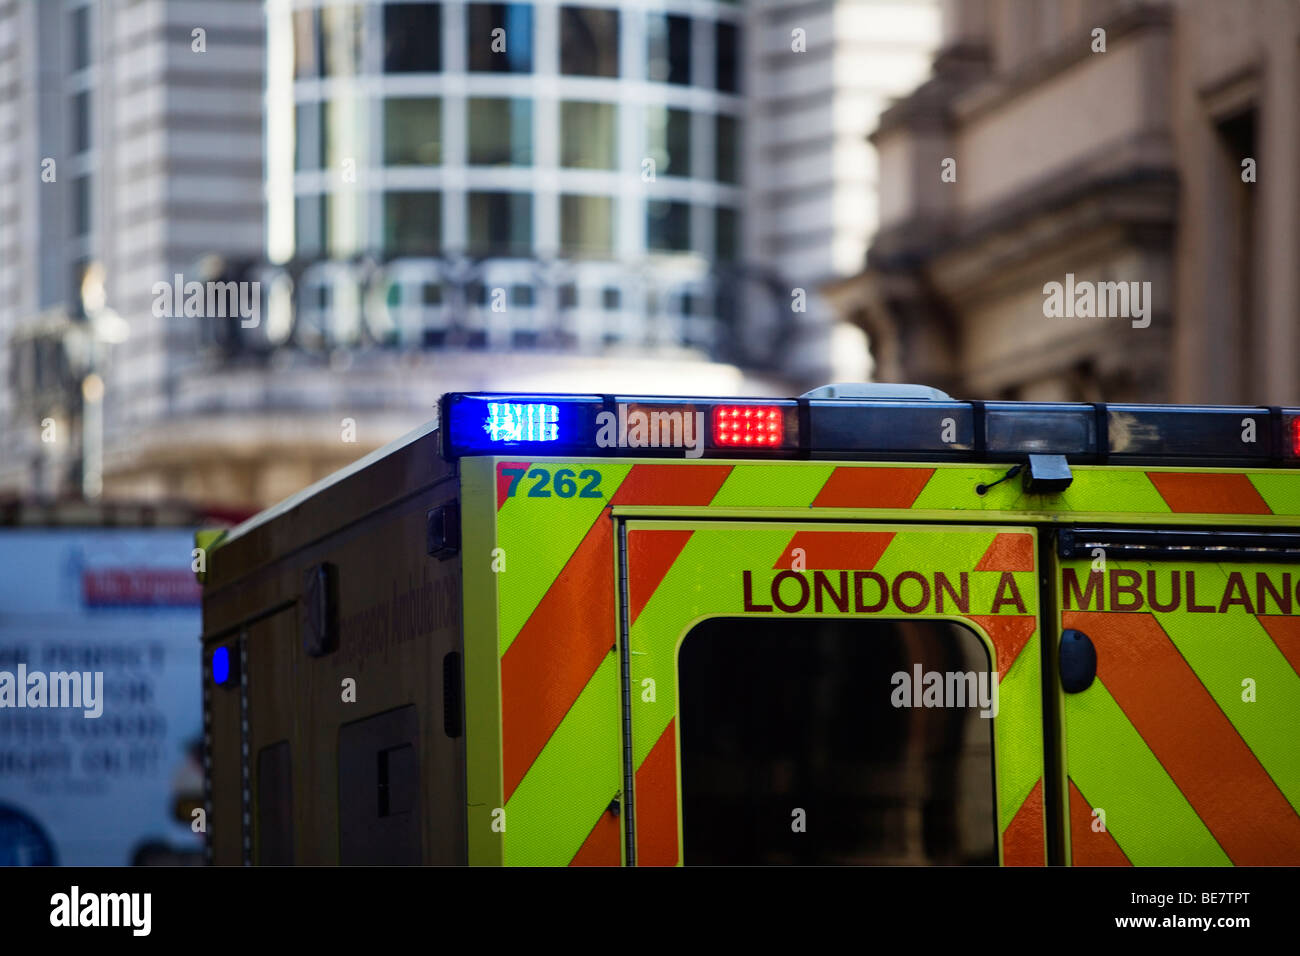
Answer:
[935,571,969,614]
[742,570,772,612]
[814,571,849,612]
[1186,571,1214,612]
[1256,573,1292,615]
[1218,572,1254,614]
[1062,569,1103,611]
[1147,570,1180,612]
[853,571,888,613]
[892,571,930,613]
[772,570,809,613]
[1109,569,1144,611]
[991,572,1027,614]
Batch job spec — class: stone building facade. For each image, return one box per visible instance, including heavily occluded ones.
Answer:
[826,0,1300,407]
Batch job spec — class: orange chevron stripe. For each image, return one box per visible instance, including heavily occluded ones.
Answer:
[811,467,934,509]
[975,533,1035,572]
[966,615,1037,679]
[772,531,895,569]
[627,529,694,625]
[1003,777,1045,866]
[1068,778,1131,866]
[570,809,621,866]
[1257,616,1300,677]
[1147,472,1272,515]
[1065,610,1300,864]
[610,464,732,506]
[501,513,615,802]
[635,719,680,866]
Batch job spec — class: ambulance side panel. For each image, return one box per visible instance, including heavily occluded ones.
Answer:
[202,427,466,865]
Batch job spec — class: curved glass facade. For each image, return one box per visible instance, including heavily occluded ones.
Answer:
[272,0,749,354]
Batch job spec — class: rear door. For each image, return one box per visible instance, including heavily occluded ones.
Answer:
[622,520,1047,866]
[1052,527,1300,865]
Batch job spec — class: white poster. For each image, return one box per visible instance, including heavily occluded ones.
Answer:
[0,529,204,865]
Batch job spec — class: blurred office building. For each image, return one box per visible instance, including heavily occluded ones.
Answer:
[0,0,266,500]
[1,0,940,510]
[826,0,1300,407]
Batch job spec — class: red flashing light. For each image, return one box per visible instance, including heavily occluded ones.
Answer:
[1290,417,1300,457]
[713,406,783,447]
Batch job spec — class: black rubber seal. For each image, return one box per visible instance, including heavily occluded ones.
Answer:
[1093,402,1109,464]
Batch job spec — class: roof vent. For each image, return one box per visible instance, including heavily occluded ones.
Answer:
[800,383,954,401]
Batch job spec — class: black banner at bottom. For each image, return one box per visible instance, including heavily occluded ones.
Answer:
[0,865,1286,942]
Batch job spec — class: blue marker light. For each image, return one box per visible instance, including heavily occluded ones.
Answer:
[483,402,559,443]
[212,646,230,685]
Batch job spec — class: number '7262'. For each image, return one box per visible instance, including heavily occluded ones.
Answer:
[501,467,603,499]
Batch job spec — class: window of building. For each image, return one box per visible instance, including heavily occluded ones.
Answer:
[560,7,619,77]
[384,98,442,165]
[70,6,91,72]
[647,13,690,85]
[296,102,323,170]
[715,206,738,262]
[678,617,996,865]
[716,22,740,93]
[467,4,534,73]
[467,98,532,166]
[384,3,441,73]
[1215,107,1259,399]
[560,194,615,256]
[646,200,690,252]
[323,4,365,77]
[560,102,617,169]
[715,114,739,184]
[71,91,91,155]
[293,8,323,78]
[647,106,691,178]
[467,192,532,256]
[296,194,328,258]
[383,192,442,256]
[71,175,91,237]
[323,98,365,173]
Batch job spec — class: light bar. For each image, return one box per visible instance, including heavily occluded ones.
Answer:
[985,404,1095,455]
[483,402,559,443]
[1105,406,1278,462]
[806,400,972,457]
[439,392,1300,466]
[712,405,788,448]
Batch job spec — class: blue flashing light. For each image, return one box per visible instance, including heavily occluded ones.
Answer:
[212,646,230,685]
[484,402,559,443]
[443,393,601,456]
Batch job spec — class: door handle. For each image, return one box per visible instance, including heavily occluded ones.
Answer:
[1059,628,1097,693]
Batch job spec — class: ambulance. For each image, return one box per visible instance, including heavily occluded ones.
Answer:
[198,385,1300,866]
